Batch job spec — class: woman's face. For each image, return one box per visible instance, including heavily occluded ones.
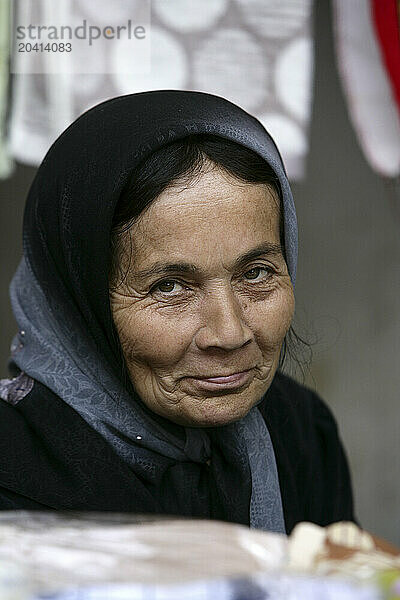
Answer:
[110,164,294,427]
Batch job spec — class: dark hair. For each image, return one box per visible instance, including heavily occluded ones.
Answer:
[110,134,311,378]
[112,133,284,242]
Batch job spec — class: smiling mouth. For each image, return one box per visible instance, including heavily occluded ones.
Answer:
[184,369,254,392]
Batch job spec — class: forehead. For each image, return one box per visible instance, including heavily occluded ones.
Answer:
[128,167,281,266]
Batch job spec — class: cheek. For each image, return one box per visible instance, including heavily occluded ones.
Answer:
[248,287,295,350]
[113,305,196,367]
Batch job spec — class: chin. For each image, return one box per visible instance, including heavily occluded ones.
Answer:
[175,392,261,428]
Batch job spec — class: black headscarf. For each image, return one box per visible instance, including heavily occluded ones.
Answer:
[10,91,297,531]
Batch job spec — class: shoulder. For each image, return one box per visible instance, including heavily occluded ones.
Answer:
[0,372,34,406]
[0,377,156,511]
[0,375,113,457]
[0,375,71,478]
[0,375,51,508]
[266,370,329,408]
[0,372,79,436]
[261,372,356,531]
[0,373,36,437]
[261,371,339,438]
[261,371,347,480]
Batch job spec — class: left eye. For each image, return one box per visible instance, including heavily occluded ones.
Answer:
[243,267,270,281]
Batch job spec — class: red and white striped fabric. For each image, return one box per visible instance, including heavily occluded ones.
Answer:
[332,0,400,177]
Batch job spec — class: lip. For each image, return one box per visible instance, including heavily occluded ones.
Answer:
[185,369,254,392]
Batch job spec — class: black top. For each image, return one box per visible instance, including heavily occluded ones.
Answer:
[0,371,355,534]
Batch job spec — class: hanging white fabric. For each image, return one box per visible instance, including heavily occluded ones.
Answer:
[9,0,314,180]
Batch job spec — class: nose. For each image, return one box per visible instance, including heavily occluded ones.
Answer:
[194,285,254,352]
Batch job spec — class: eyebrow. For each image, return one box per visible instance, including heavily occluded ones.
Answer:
[134,242,284,281]
[233,243,284,270]
[134,263,201,281]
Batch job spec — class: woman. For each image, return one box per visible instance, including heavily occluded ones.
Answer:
[0,90,355,533]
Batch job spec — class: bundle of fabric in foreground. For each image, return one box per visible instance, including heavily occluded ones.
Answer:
[0,512,398,600]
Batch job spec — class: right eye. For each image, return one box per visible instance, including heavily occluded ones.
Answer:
[152,280,185,295]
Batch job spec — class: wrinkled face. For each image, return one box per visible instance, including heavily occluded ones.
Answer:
[109,165,294,427]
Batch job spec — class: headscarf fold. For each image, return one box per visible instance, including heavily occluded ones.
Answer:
[9,91,297,532]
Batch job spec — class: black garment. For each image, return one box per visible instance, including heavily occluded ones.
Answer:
[0,370,355,534]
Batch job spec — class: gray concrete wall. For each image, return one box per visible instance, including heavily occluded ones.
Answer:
[1,1,399,544]
[291,1,400,545]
